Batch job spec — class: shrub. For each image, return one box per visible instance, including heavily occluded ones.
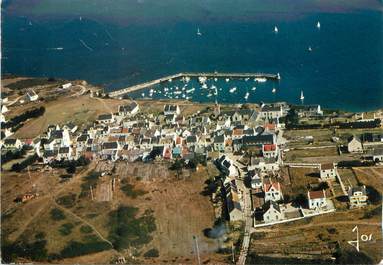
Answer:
[80,225,93,234]
[1,239,48,263]
[59,223,75,236]
[11,154,39,172]
[120,180,147,198]
[143,248,159,258]
[80,171,101,197]
[3,107,45,129]
[50,208,66,221]
[108,206,156,251]
[56,193,77,208]
[59,240,112,258]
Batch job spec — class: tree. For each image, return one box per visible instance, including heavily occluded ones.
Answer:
[285,108,299,129]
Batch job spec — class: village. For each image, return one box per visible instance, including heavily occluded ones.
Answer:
[1,77,383,264]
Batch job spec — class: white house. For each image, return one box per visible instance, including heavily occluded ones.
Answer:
[259,104,283,120]
[27,89,39,101]
[163,104,180,116]
[348,136,363,153]
[263,201,284,223]
[250,171,262,189]
[61,83,72,89]
[3,138,23,150]
[1,105,9,114]
[57,147,73,160]
[308,190,327,209]
[320,163,337,181]
[348,186,368,208]
[372,148,383,162]
[264,182,283,202]
[118,102,139,116]
[262,144,278,158]
[224,178,243,221]
[97,114,115,124]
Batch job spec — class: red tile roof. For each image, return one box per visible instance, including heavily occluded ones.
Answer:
[263,144,276,152]
[308,190,325,199]
[264,182,281,192]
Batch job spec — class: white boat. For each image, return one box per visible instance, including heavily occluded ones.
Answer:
[274,26,279,33]
[197,28,202,36]
[229,87,237,93]
[277,73,281,80]
[225,78,230,82]
[308,46,312,52]
[317,21,321,29]
[198,76,207,83]
[300,90,305,101]
[255,77,267,83]
[186,88,195,93]
[202,83,208,89]
[168,78,172,82]
[252,87,256,91]
[141,93,145,97]
[207,93,213,97]
[185,76,190,83]
[245,78,249,81]
[272,88,276,93]
[214,78,218,82]
[244,92,250,100]
[182,94,186,98]
[174,91,182,95]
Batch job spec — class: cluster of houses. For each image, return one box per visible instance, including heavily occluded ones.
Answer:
[1,101,294,163]
[217,151,369,225]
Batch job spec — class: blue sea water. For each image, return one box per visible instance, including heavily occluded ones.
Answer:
[2,1,383,111]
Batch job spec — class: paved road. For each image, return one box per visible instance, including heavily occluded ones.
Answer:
[234,161,252,265]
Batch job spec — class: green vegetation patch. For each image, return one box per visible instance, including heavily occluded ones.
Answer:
[56,193,77,208]
[58,223,75,236]
[120,179,147,198]
[50,208,66,221]
[108,206,156,251]
[80,225,93,234]
[59,240,112,259]
[1,234,48,263]
[6,78,58,90]
[80,171,101,198]
[143,248,159,258]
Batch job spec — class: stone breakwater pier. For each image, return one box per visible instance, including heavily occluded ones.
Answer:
[108,72,280,97]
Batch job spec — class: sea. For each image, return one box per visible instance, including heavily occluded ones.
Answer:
[2,0,383,112]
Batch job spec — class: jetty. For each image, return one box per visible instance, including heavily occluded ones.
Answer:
[108,72,280,97]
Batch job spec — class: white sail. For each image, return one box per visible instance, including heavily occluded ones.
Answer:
[317,21,321,29]
[300,90,305,101]
[274,26,279,33]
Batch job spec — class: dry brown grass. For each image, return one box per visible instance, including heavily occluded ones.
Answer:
[12,96,123,138]
[353,167,383,193]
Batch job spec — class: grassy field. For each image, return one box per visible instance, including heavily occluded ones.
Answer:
[285,147,338,162]
[1,159,225,264]
[285,167,320,197]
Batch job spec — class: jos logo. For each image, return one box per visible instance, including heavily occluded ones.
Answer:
[347,226,373,252]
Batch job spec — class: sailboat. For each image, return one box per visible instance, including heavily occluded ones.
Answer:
[229,87,237,93]
[197,28,202,36]
[300,90,305,101]
[308,46,312,52]
[244,92,250,100]
[317,21,321,29]
[272,87,276,93]
[274,26,279,33]
[252,87,256,91]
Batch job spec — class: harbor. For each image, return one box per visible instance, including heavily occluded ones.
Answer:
[108,72,280,98]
